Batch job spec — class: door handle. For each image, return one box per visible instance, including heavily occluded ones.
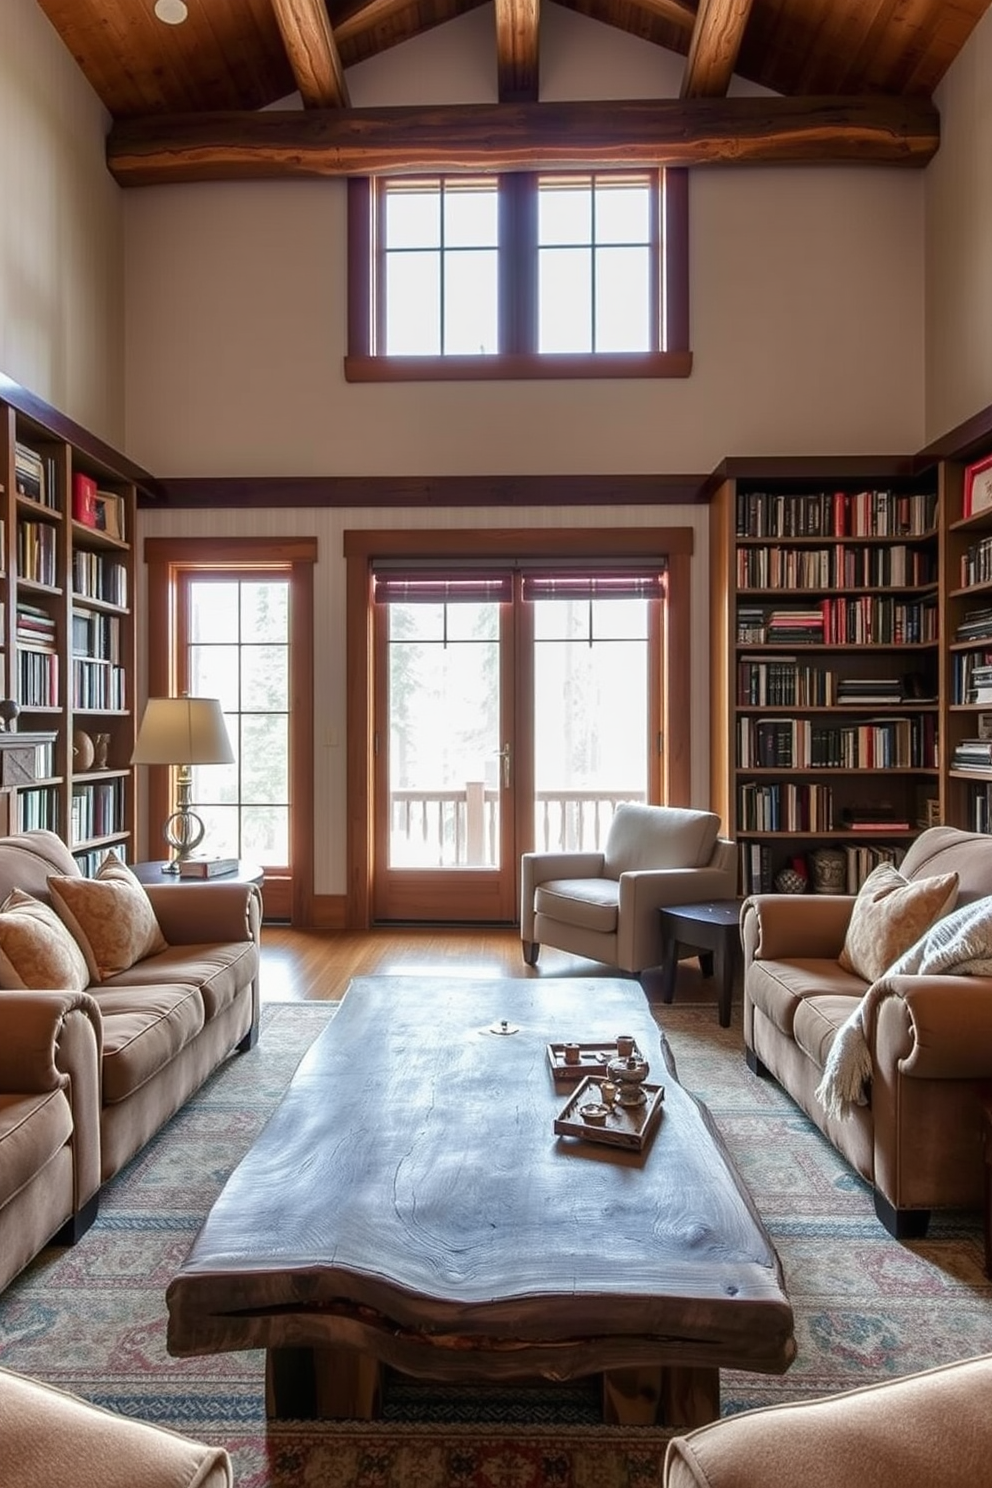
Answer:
[494,744,512,788]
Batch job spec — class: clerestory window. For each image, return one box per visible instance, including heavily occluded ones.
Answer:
[345,168,690,382]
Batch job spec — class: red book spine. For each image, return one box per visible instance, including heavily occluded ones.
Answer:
[72,472,98,526]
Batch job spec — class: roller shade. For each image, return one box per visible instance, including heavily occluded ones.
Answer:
[520,566,666,602]
[372,569,513,604]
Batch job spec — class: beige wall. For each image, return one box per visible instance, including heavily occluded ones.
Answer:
[925,4,992,444]
[0,0,123,445]
[123,5,926,477]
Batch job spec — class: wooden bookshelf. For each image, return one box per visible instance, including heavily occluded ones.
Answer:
[0,389,139,870]
[709,459,941,894]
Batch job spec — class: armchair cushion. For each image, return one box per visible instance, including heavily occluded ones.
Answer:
[533,878,619,933]
[837,862,958,982]
[604,804,720,876]
[48,853,167,982]
[0,890,90,993]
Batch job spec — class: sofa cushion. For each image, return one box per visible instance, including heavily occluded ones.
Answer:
[887,894,992,979]
[0,890,90,993]
[793,993,866,1072]
[747,957,864,1039]
[93,986,205,1104]
[837,862,959,983]
[534,878,619,934]
[0,1089,73,1206]
[604,804,720,876]
[100,940,259,1021]
[48,853,168,982]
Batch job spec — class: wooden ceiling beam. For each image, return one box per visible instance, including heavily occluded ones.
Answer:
[106,96,939,185]
[681,0,755,98]
[270,0,350,108]
[494,0,541,103]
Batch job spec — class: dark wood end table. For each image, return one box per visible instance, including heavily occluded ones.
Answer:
[659,899,744,1028]
[131,860,264,887]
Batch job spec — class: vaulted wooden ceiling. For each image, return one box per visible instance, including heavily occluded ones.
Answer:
[35,0,991,183]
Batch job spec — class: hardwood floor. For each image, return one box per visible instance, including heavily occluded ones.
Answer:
[259,923,728,1011]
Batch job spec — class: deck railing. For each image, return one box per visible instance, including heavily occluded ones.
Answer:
[389,787,645,866]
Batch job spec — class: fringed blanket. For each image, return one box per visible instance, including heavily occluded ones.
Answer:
[815,895,992,1121]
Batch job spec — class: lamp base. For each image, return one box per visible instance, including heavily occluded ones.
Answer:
[163,806,206,864]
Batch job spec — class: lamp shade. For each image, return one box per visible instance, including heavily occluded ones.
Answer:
[131,697,234,766]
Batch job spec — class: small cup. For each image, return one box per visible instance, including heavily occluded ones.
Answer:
[601,1080,618,1107]
[563,1042,581,1065]
[616,1034,635,1058]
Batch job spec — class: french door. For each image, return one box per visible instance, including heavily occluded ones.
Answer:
[370,564,666,924]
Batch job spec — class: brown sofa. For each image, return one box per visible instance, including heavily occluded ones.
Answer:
[0,830,260,1292]
[742,826,992,1238]
[663,1352,992,1488]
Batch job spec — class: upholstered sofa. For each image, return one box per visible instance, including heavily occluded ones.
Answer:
[663,1352,992,1488]
[521,804,737,973]
[0,830,260,1292]
[0,1364,232,1488]
[742,826,992,1238]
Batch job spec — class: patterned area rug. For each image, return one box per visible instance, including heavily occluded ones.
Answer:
[1,997,991,1487]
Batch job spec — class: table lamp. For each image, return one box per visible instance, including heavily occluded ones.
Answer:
[131,696,234,871]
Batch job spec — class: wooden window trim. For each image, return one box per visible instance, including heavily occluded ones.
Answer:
[143,536,317,925]
[345,171,692,384]
[344,526,693,929]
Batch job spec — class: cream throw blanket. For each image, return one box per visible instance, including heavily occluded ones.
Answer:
[816,895,992,1121]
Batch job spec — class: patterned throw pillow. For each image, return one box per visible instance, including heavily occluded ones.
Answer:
[838,862,959,984]
[0,888,90,991]
[48,852,167,982]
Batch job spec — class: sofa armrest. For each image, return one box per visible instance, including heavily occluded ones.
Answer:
[0,991,103,1211]
[144,882,261,948]
[742,893,854,964]
[0,991,98,1092]
[520,851,605,938]
[871,975,992,1080]
[663,1353,992,1488]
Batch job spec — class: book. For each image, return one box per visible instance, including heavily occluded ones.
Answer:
[178,857,239,879]
[72,472,98,526]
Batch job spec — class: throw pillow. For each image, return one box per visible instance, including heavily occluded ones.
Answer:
[886,894,992,979]
[0,888,90,992]
[837,862,959,984]
[48,852,167,982]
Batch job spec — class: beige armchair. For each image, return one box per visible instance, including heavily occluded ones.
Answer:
[521,804,737,973]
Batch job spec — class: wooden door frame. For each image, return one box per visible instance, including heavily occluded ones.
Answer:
[143,537,317,924]
[344,526,694,930]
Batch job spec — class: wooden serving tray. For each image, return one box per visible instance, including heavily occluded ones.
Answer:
[546,1041,644,1082]
[553,1076,665,1151]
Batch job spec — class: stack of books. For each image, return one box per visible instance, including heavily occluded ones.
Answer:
[841,805,911,831]
[765,608,825,644]
[836,677,902,705]
[736,604,766,643]
[178,856,239,879]
[968,664,992,705]
[952,739,992,770]
[956,606,992,643]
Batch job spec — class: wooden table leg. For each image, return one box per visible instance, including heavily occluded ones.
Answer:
[713,933,735,1028]
[266,1345,382,1420]
[602,1365,662,1424]
[659,933,680,1005]
[602,1365,720,1427]
[660,1365,720,1427]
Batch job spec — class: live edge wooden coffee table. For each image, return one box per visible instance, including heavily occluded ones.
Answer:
[167,976,795,1427]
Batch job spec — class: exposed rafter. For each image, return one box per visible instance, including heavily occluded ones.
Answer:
[106,96,940,186]
[270,0,350,108]
[494,0,541,103]
[681,0,755,98]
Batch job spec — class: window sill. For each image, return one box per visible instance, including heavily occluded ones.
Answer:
[343,351,693,383]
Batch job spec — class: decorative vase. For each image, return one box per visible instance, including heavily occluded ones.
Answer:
[72,729,95,771]
[93,732,111,770]
[810,847,847,894]
[774,866,808,894]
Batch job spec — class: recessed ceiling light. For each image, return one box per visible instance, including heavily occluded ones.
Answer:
[154,0,188,23]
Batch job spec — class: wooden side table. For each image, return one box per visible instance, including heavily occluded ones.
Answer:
[658,900,744,1028]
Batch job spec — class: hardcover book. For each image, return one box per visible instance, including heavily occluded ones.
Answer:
[177,857,239,879]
